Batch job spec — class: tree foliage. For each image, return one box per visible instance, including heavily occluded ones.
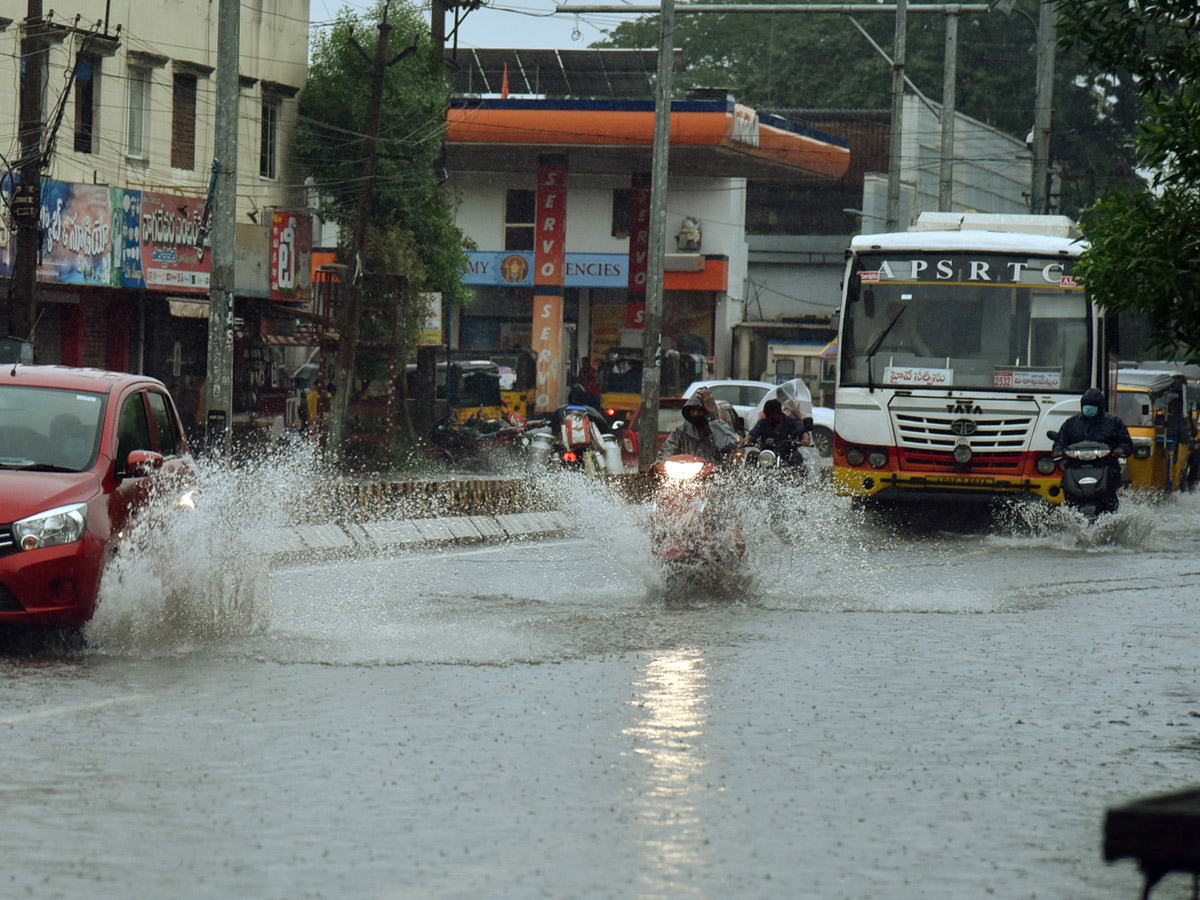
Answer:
[595,1,1142,215]
[1058,0,1200,359]
[296,1,470,309]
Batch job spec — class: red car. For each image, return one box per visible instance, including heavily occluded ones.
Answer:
[0,366,194,629]
[621,398,740,469]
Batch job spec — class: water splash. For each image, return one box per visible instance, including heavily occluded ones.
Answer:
[84,443,324,652]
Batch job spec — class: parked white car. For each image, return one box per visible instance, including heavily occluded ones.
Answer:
[681,380,775,427]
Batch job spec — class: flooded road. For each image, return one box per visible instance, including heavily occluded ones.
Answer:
[3,475,1200,899]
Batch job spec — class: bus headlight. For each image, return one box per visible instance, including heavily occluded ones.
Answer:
[867,449,889,468]
[846,447,866,467]
[1035,455,1058,476]
[952,443,973,465]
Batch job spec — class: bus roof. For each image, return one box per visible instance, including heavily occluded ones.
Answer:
[850,229,1086,257]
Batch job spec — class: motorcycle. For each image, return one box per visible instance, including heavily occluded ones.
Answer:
[523,404,624,475]
[732,437,816,475]
[649,454,745,587]
[1048,430,1122,518]
[426,412,526,470]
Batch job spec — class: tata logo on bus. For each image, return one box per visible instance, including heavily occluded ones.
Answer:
[946,402,983,415]
[949,418,978,436]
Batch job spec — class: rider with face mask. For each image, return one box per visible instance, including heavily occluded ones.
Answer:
[1053,386,1133,474]
[658,388,739,463]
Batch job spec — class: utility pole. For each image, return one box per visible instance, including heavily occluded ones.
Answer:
[1030,0,1057,214]
[10,0,45,340]
[884,0,907,232]
[937,7,958,211]
[204,0,240,457]
[636,0,675,469]
[329,5,394,457]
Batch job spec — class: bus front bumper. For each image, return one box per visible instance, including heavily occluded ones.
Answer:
[833,466,1064,505]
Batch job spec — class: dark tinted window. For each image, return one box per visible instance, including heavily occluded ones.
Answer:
[147,391,181,456]
[116,393,152,473]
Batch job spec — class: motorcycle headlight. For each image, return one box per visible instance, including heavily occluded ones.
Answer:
[757,449,778,468]
[13,503,88,551]
[663,459,705,480]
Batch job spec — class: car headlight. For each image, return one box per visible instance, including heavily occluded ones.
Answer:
[13,503,88,551]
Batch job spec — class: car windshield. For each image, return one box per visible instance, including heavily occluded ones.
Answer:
[0,385,105,471]
[841,251,1091,392]
[657,407,685,434]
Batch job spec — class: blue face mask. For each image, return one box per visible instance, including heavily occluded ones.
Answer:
[1081,404,1099,418]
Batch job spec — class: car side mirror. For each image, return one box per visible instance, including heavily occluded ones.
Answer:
[126,449,164,478]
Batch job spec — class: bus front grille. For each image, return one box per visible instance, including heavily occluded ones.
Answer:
[894,413,1034,453]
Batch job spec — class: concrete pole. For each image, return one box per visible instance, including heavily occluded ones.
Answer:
[884,0,907,232]
[1030,0,1057,214]
[204,0,239,456]
[637,0,674,469]
[937,7,958,211]
[11,0,44,340]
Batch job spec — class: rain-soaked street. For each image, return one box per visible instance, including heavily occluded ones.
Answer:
[3,461,1200,900]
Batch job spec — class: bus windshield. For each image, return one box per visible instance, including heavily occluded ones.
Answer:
[840,251,1091,393]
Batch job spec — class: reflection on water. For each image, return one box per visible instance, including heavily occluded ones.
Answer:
[623,649,711,896]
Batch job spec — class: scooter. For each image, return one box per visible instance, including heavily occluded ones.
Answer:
[733,437,815,476]
[1049,430,1121,518]
[649,454,745,586]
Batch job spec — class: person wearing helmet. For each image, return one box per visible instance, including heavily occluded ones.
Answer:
[1053,387,1134,508]
[658,387,738,462]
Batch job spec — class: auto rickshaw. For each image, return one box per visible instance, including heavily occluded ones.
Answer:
[1116,369,1197,493]
[598,347,712,424]
[406,360,506,424]
[487,350,536,420]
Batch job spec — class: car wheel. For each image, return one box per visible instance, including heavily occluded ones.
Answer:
[811,425,834,458]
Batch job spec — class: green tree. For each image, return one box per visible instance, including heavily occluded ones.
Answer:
[1058,0,1200,359]
[596,1,1142,215]
[296,0,470,323]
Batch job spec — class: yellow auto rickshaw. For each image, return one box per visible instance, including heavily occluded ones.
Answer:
[1116,369,1196,494]
[406,360,506,425]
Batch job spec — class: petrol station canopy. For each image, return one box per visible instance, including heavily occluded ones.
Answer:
[444,50,851,183]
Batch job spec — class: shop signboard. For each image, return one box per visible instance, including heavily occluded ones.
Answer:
[269,210,312,302]
[117,188,144,288]
[0,174,14,279]
[36,180,116,286]
[139,192,210,293]
[418,292,442,346]
[464,251,627,289]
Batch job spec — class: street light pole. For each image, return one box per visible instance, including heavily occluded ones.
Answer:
[1030,0,1057,214]
[636,0,675,469]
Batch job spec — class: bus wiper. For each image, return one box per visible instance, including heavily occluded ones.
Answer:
[863,304,908,393]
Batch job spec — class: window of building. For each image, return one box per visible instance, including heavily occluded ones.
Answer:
[73,54,99,154]
[504,189,535,251]
[611,188,631,238]
[126,66,150,158]
[171,72,197,170]
[260,97,280,179]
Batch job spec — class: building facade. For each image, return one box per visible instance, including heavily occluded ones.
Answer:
[0,0,311,436]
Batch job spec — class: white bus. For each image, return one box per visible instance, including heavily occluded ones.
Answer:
[833,212,1116,506]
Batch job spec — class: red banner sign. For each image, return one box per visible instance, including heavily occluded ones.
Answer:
[626,174,651,328]
[534,158,567,288]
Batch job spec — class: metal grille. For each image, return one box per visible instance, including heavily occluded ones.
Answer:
[894,412,1034,452]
